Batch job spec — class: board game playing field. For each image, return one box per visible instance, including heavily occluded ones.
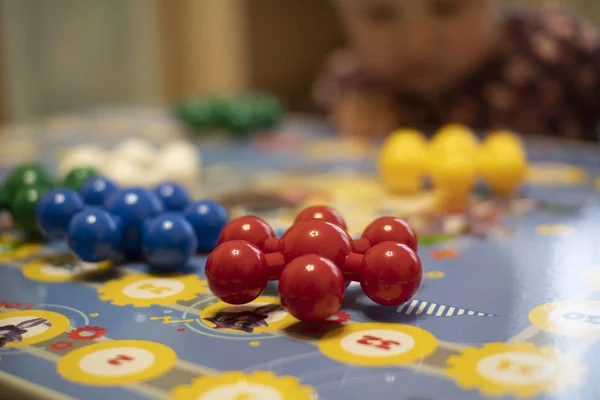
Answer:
[1,108,600,400]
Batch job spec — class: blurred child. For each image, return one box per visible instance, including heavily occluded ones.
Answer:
[313,0,600,140]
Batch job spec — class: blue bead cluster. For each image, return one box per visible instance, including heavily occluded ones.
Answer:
[35,176,229,272]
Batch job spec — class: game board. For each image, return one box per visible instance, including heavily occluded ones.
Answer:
[1,108,600,400]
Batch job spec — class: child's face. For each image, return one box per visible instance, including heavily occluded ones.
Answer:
[337,0,498,96]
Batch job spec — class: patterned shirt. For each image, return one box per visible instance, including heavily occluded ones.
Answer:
[313,10,600,141]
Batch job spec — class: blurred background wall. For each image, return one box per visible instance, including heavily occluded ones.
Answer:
[0,0,163,122]
[0,0,598,124]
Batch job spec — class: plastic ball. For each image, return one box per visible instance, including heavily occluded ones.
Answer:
[113,138,156,167]
[67,207,121,262]
[154,182,191,211]
[217,215,276,249]
[0,186,9,210]
[4,164,54,204]
[279,254,345,322]
[62,167,99,192]
[11,185,53,235]
[36,189,84,240]
[477,130,527,195]
[183,200,229,252]
[361,217,418,252]
[205,240,269,304]
[379,129,428,193]
[279,220,353,268]
[142,213,197,272]
[429,123,479,155]
[79,176,119,206]
[482,129,526,152]
[176,98,217,129]
[429,151,477,195]
[57,145,105,177]
[294,205,347,230]
[104,187,164,258]
[360,242,422,306]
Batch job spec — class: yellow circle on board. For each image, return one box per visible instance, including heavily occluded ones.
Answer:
[527,163,586,186]
[57,340,177,385]
[305,138,374,160]
[0,310,70,347]
[168,371,315,400]
[98,274,206,307]
[90,313,99,317]
[22,258,112,282]
[200,296,299,334]
[318,322,438,366]
[529,300,600,338]
[446,342,585,398]
[424,271,445,279]
[0,243,41,262]
[535,224,575,236]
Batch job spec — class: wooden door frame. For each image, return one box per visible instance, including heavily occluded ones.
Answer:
[159,0,251,101]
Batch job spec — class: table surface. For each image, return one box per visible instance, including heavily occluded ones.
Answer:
[1,107,600,400]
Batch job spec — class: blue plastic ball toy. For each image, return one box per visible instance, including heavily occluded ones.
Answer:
[104,187,164,258]
[183,200,229,252]
[35,188,84,240]
[142,213,198,272]
[80,176,119,206]
[67,207,121,262]
[154,182,191,211]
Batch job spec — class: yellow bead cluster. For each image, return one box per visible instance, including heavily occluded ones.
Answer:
[379,124,528,208]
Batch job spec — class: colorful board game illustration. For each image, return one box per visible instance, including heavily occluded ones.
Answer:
[1,109,600,400]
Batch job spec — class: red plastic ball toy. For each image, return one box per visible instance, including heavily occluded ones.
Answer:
[279,220,354,267]
[294,205,347,230]
[279,254,346,322]
[217,216,276,250]
[205,240,270,304]
[359,241,422,306]
[205,206,424,322]
[361,217,418,252]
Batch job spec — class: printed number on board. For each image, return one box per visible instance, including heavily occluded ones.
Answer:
[356,335,401,350]
[233,393,256,400]
[137,283,172,295]
[107,354,134,366]
[496,359,538,376]
[150,316,194,324]
[0,302,33,310]
[562,312,600,324]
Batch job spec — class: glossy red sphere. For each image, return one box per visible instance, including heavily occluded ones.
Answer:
[217,216,276,249]
[361,217,418,252]
[359,242,422,306]
[294,205,347,230]
[205,240,269,304]
[279,254,345,322]
[279,220,353,267]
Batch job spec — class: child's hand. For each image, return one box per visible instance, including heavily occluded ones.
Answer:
[330,91,398,138]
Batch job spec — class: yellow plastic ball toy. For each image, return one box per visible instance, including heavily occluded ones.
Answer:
[481,129,526,156]
[379,128,428,194]
[429,123,480,155]
[477,130,528,195]
[429,151,477,209]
